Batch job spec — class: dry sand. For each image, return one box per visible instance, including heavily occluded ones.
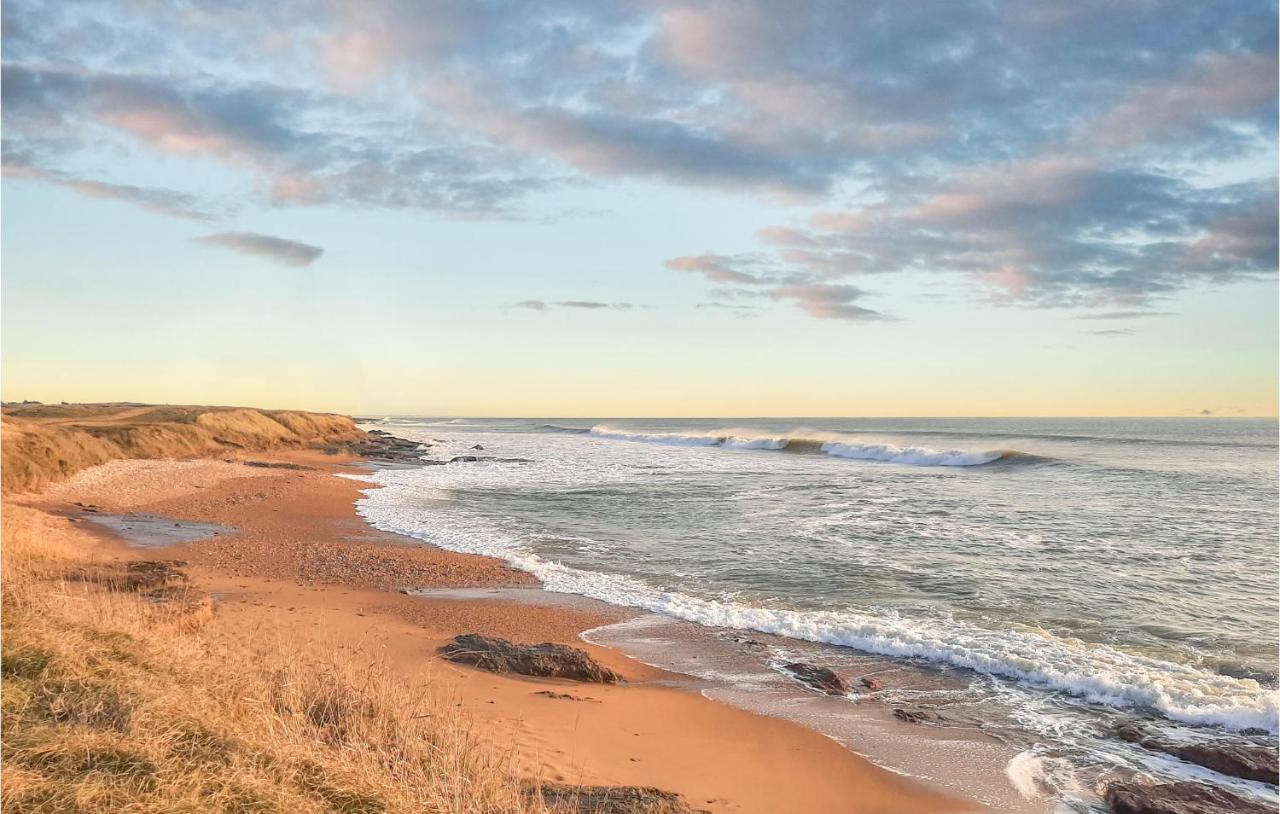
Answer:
[21,451,983,813]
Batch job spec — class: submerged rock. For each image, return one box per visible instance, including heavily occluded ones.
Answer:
[1116,724,1278,784]
[440,634,621,683]
[1167,743,1278,785]
[782,662,848,695]
[892,706,948,725]
[1105,780,1274,814]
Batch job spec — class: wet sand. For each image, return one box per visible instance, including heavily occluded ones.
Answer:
[25,451,987,813]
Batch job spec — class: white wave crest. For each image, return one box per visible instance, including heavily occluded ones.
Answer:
[821,441,1001,466]
[589,425,1007,466]
[351,470,1279,735]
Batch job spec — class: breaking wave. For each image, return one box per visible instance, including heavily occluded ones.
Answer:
[587,425,1041,467]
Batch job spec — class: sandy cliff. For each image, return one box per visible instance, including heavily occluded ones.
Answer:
[1,404,365,494]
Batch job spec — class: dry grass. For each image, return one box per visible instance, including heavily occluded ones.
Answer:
[1,506,561,814]
[1,405,366,494]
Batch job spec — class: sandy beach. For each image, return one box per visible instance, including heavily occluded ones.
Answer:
[11,445,982,813]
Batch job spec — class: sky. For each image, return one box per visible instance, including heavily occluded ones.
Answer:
[2,0,1277,417]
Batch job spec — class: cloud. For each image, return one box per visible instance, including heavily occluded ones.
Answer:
[1077,311,1174,320]
[513,300,641,311]
[665,253,776,285]
[767,283,885,321]
[1,0,1275,319]
[1087,328,1134,336]
[192,232,324,267]
[668,250,887,320]
[2,154,218,220]
[709,162,1277,310]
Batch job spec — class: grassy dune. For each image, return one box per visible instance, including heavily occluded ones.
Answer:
[0,502,564,813]
[1,405,366,494]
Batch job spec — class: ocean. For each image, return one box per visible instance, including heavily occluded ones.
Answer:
[346,417,1278,811]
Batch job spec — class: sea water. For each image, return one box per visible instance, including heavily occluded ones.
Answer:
[346,417,1278,810]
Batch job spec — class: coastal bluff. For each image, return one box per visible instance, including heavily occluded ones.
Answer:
[1,403,366,494]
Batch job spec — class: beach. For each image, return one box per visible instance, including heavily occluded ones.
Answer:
[5,407,1276,814]
[3,414,983,813]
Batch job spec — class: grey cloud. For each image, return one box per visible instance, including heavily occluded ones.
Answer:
[513,300,641,311]
[668,251,887,321]
[1077,311,1174,320]
[1,62,558,218]
[767,283,886,322]
[3,152,218,220]
[719,164,1277,309]
[1087,328,1134,336]
[192,232,323,267]
[665,253,778,285]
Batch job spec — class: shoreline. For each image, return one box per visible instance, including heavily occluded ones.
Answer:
[18,449,992,813]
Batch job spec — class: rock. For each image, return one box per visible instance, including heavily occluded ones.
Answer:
[1240,728,1271,737]
[1164,743,1278,785]
[241,460,311,470]
[471,444,484,450]
[529,782,707,813]
[448,455,478,463]
[893,706,948,725]
[1105,780,1274,814]
[1115,724,1278,784]
[782,662,848,695]
[860,676,883,691]
[347,431,430,464]
[73,560,189,593]
[533,690,597,702]
[439,634,621,683]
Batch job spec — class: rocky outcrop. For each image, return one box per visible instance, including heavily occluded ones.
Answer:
[348,430,427,464]
[1117,724,1278,784]
[439,634,621,683]
[1105,780,1275,814]
[529,782,708,813]
[782,662,848,695]
[859,676,883,691]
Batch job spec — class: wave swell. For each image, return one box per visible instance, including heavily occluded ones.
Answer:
[588,425,1033,467]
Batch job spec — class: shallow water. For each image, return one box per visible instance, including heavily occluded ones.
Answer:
[348,417,1278,811]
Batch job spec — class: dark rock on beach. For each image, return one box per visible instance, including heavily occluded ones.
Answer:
[893,706,948,725]
[529,782,708,813]
[1105,780,1275,814]
[348,430,427,464]
[782,662,848,695]
[1116,724,1278,784]
[238,459,313,470]
[440,634,621,683]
